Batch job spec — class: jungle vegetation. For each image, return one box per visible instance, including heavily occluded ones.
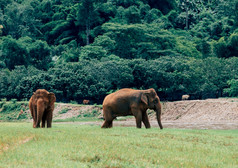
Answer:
[0,0,237,103]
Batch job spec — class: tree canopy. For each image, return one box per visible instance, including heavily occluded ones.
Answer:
[0,0,237,102]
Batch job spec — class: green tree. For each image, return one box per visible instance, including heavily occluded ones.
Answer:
[52,40,79,64]
[124,6,141,24]
[0,0,12,10]
[224,79,238,97]
[0,69,11,99]
[3,1,41,39]
[213,33,238,58]
[199,57,231,97]
[77,0,103,45]
[79,45,107,60]
[1,36,29,70]
[195,38,211,58]
[144,8,162,23]
[178,0,204,30]
[148,0,176,15]
[42,1,79,45]
[16,72,54,99]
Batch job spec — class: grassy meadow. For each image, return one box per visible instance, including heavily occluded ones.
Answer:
[0,122,237,168]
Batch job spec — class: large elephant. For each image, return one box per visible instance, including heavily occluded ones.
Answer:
[101,88,163,129]
[29,89,56,128]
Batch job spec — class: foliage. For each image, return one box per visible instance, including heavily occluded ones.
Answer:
[224,79,238,97]
[0,101,29,121]
[1,56,237,102]
[0,0,237,101]
[2,1,41,39]
[212,33,238,58]
[1,36,29,70]
[59,108,70,114]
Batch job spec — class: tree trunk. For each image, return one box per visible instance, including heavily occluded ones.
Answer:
[186,7,189,31]
[86,21,90,45]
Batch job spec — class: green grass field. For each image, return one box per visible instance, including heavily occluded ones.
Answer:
[0,122,237,168]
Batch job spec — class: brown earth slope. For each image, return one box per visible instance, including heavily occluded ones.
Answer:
[51,98,238,129]
[17,98,237,129]
[149,98,238,129]
[159,98,238,122]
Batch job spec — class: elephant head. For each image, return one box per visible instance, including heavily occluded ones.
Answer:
[141,88,163,129]
[29,89,56,128]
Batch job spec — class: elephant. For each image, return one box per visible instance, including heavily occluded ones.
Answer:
[29,89,56,128]
[83,99,90,104]
[182,94,190,100]
[101,88,163,129]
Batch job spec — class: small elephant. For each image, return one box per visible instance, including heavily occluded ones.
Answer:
[29,89,56,128]
[83,99,90,104]
[101,88,163,129]
[182,94,190,100]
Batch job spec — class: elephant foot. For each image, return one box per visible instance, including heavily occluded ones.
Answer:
[101,121,113,128]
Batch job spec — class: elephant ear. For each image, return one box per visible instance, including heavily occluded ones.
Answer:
[48,92,56,105]
[141,93,148,106]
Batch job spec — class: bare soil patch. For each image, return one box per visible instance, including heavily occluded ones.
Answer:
[159,98,238,122]
[53,103,101,119]
[0,136,33,154]
[53,98,238,129]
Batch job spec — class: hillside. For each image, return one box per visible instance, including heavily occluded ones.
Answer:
[160,98,238,121]
[1,98,237,129]
[52,98,238,122]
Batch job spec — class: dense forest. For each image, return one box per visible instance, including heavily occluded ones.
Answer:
[0,0,237,103]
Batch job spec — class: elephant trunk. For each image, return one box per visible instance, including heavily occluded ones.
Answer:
[155,104,163,129]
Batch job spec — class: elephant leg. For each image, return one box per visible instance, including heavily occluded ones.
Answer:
[35,100,44,128]
[136,116,142,128]
[41,112,47,128]
[142,112,151,129]
[102,118,115,128]
[102,120,112,128]
[101,109,115,128]
[41,120,46,128]
[132,108,142,128]
[108,120,114,128]
[29,102,35,128]
[134,113,142,128]
[46,110,53,128]
[32,106,38,128]
[31,106,37,128]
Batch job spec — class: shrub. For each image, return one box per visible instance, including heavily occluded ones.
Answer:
[10,99,17,104]
[59,108,70,114]
[1,98,7,102]
[1,103,19,113]
[17,112,28,120]
[70,101,78,104]
[224,79,238,97]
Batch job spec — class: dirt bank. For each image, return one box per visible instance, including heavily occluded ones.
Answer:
[159,98,238,122]
[52,98,238,129]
